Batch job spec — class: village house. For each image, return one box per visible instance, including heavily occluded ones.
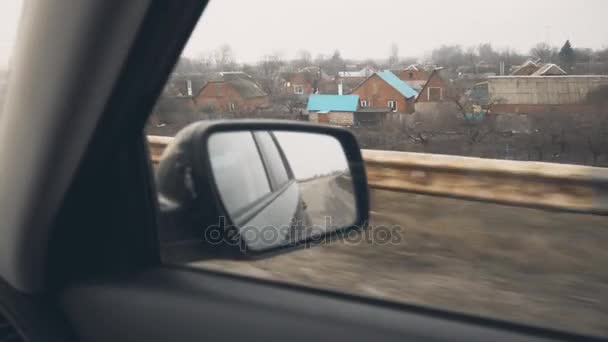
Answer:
[397,64,428,92]
[351,71,418,114]
[306,94,389,127]
[413,68,464,115]
[337,66,375,80]
[194,72,270,112]
[336,65,377,93]
[167,73,210,97]
[487,75,608,114]
[510,61,567,76]
[416,68,449,103]
[306,94,359,126]
[282,67,334,96]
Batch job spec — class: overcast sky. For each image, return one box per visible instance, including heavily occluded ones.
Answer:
[184,0,608,62]
[0,1,22,69]
[1,0,608,68]
[275,132,349,179]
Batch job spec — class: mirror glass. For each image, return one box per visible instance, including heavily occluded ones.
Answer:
[208,130,356,252]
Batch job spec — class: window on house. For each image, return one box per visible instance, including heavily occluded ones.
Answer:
[360,100,368,107]
[429,87,442,101]
[387,100,397,111]
[293,85,304,94]
[229,103,236,112]
[408,72,414,79]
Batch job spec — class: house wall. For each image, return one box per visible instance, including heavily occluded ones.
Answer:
[398,69,428,82]
[308,112,354,126]
[494,113,532,133]
[195,82,270,112]
[491,103,597,115]
[415,102,460,115]
[308,112,319,123]
[285,73,315,95]
[417,72,448,103]
[352,75,411,113]
[488,76,608,106]
[328,112,354,126]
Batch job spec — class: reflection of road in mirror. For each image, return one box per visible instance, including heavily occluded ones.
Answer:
[274,131,356,233]
[298,171,356,231]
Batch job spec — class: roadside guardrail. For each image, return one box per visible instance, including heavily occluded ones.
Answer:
[148,135,608,215]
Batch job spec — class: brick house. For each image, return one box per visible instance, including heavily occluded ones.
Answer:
[306,94,359,126]
[397,65,428,92]
[351,71,418,114]
[337,66,377,93]
[282,67,334,96]
[416,68,449,103]
[194,72,269,112]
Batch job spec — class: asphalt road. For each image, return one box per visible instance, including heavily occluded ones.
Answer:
[298,174,356,230]
[192,188,608,337]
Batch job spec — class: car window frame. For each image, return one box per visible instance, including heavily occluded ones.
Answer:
[228,131,296,226]
[209,131,274,217]
[31,0,604,338]
[252,131,293,190]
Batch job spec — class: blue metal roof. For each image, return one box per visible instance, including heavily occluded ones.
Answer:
[376,70,418,98]
[306,94,359,112]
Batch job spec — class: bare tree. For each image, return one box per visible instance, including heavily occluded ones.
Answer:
[257,53,285,97]
[295,50,312,69]
[431,45,466,70]
[214,44,236,70]
[444,81,496,155]
[529,42,557,63]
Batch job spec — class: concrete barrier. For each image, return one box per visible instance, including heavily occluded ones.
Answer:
[148,135,608,215]
[148,135,173,165]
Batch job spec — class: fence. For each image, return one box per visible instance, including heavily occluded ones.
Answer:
[148,135,608,215]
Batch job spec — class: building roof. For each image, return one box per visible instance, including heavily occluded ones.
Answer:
[531,63,567,76]
[376,70,418,98]
[196,72,267,99]
[306,94,359,112]
[338,67,374,78]
[228,79,267,98]
[299,66,332,80]
[404,80,426,92]
[488,75,608,79]
[510,60,540,76]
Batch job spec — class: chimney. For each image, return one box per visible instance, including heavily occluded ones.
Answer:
[338,81,343,95]
[187,79,193,96]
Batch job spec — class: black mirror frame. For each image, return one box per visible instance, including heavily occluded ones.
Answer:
[158,119,370,258]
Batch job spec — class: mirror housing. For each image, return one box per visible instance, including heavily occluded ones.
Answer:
[156,120,369,259]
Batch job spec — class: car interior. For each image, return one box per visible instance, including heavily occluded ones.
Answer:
[0,1,604,341]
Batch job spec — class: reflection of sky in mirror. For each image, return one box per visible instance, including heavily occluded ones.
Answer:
[274,132,349,180]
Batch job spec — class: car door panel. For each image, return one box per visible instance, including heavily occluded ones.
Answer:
[242,180,300,251]
[60,267,568,342]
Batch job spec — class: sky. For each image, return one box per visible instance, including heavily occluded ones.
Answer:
[0,1,23,68]
[183,0,608,63]
[1,1,607,68]
[275,132,349,180]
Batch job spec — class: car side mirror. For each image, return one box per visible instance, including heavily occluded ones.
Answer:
[156,120,369,258]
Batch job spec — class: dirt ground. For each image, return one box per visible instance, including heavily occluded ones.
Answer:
[192,188,608,337]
